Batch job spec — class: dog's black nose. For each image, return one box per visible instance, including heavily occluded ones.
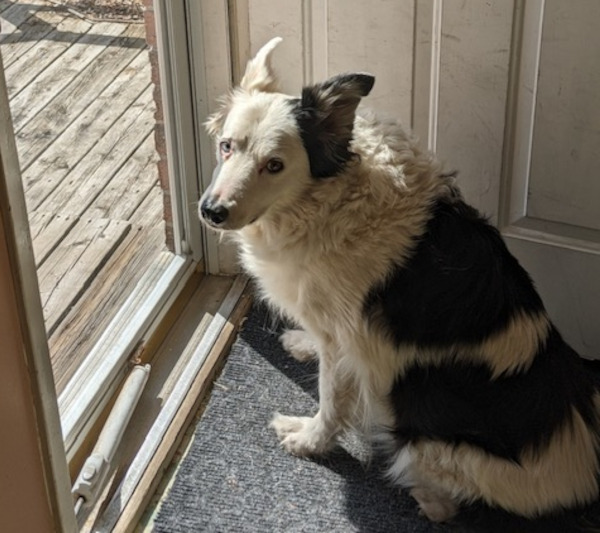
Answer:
[201,199,229,226]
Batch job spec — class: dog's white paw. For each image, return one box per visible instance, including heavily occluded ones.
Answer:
[270,413,333,456]
[279,329,318,362]
[410,487,458,523]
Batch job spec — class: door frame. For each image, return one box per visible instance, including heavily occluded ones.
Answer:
[0,51,77,531]
[0,0,236,525]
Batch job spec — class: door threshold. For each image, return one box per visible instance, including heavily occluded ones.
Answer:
[59,252,193,462]
[78,273,252,532]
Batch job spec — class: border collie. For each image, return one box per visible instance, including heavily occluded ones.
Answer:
[199,37,600,523]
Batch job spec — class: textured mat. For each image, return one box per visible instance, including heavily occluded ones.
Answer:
[154,304,600,533]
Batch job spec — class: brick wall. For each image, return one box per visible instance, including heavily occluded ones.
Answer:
[143,0,174,251]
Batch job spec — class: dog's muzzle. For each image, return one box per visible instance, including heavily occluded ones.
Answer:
[200,197,229,227]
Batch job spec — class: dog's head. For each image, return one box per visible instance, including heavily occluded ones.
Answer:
[199,37,375,230]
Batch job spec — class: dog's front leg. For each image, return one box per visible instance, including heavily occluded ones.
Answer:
[280,328,318,362]
[271,346,350,456]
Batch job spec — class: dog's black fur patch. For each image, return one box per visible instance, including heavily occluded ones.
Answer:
[364,197,599,459]
[389,327,598,460]
[292,73,374,178]
[363,198,545,347]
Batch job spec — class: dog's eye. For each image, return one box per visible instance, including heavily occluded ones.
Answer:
[219,140,232,155]
[265,158,284,174]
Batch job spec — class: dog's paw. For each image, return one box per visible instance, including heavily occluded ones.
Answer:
[270,413,333,456]
[410,487,458,523]
[279,329,318,362]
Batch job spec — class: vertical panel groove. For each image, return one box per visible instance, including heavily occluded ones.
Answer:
[428,0,443,152]
[302,0,328,85]
[412,0,442,151]
[506,0,546,224]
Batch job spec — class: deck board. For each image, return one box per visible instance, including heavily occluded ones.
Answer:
[50,223,166,391]
[38,217,131,335]
[129,182,166,229]
[22,52,150,198]
[86,132,159,220]
[1,1,169,386]
[0,0,50,38]
[8,20,127,129]
[29,211,77,266]
[0,7,68,67]
[36,86,155,216]
[15,23,146,169]
[5,14,92,99]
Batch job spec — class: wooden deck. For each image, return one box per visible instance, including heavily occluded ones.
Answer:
[0,0,168,392]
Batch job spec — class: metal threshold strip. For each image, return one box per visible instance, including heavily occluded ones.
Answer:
[73,364,151,521]
[59,251,193,461]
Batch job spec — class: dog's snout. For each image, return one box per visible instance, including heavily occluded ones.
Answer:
[201,198,229,226]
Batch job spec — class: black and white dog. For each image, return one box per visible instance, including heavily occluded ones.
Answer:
[199,38,600,522]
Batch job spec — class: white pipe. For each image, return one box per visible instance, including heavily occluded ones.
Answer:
[73,364,150,519]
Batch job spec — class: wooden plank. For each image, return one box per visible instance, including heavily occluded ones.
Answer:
[50,224,166,392]
[0,0,50,40]
[81,132,158,221]
[8,20,127,130]
[0,1,12,15]
[28,211,78,267]
[0,8,68,68]
[22,56,151,205]
[128,182,165,229]
[15,24,146,168]
[5,15,92,99]
[37,217,131,335]
[36,88,155,217]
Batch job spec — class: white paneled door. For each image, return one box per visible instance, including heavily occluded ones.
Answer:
[235,0,599,357]
[498,0,600,358]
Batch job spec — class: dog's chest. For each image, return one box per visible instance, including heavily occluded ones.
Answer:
[242,244,339,323]
[248,254,308,315]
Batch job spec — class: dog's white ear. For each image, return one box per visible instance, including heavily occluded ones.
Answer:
[240,37,282,93]
[204,38,282,137]
[295,73,375,178]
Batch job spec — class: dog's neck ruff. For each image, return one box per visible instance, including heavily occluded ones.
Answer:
[237,114,455,258]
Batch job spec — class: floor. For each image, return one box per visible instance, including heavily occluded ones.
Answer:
[0,0,167,392]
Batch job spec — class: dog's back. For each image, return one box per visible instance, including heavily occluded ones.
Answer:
[366,195,600,519]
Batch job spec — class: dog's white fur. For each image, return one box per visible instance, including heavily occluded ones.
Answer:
[200,38,600,522]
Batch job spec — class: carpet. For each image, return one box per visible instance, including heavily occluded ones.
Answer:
[153,304,600,533]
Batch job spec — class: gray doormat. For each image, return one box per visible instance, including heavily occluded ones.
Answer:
[154,304,600,533]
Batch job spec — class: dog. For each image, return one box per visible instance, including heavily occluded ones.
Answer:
[199,37,600,523]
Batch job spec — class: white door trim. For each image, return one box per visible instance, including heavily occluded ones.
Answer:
[154,0,203,261]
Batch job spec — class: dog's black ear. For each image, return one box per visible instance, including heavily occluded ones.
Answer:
[294,73,375,178]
